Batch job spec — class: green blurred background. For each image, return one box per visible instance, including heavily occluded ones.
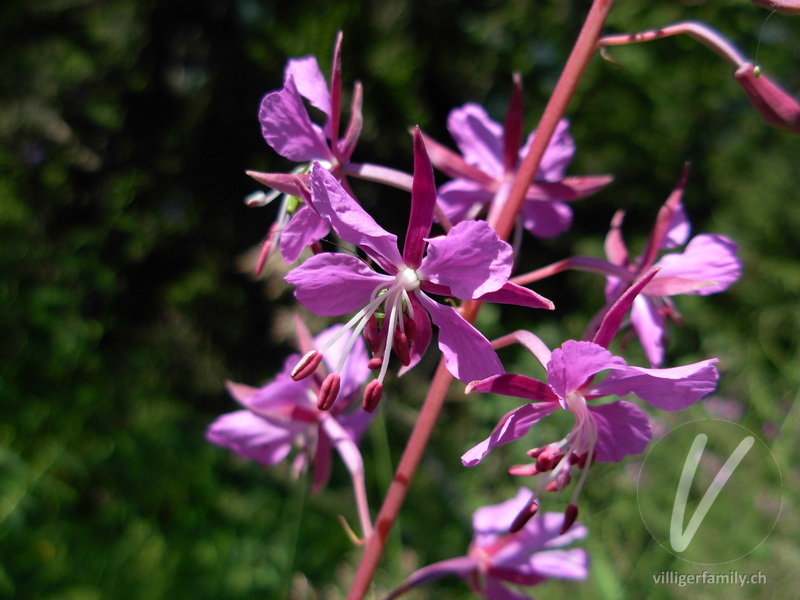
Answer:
[1,0,798,598]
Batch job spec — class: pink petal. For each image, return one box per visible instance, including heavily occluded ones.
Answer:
[520,118,574,181]
[482,579,532,600]
[447,103,505,177]
[520,199,573,238]
[629,295,667,368]
[663,201,691,249]
[286,253,392,316]
[385,556,478,600]
[309,163,403,269]
[415,292,504,383]
[525,174,614,202]
[591,359,719,411]
[546,341,627,399]
[472,488,535,534]
[589,401,652,462]
[284,56,332,119]
[734,63,800,134]
[461,403,559,467]
[420,220,512,299]
[652,234,742,296]
[403,129,437,269]
[477,282,554,310]
[205,410,300,465]
[604,210,628,267]
[437,178,494,223]
[279,204,330,263]
[259,78,332,162]
[466,373,558,403]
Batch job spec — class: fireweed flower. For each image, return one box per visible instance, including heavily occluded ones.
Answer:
[286,132,553,410]
[206,319,374,534]
[245,32,364,268]
[421,74,612,237]
[462,273,719,530]
[386,488,588,600]
[601,169,742,366]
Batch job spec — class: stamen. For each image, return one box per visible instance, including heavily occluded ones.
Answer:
[292,351,323,380]
[362,380,383,412]
[317,374,341,411]
[560,504,579,534]
[509,499,539,533]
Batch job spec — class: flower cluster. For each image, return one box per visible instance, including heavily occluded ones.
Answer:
[201,9,791,596]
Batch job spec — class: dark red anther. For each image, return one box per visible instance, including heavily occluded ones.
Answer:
[545,470,571,492]
[364,315,383,354]
[536,448,562,472]
[362,380,383,413]
[291,350,323,381]
[509,500,539,533]
[367,357,383,371]
[317,374,341,411]
[570,452,588,469]
[508,463,540,477]
[392,330,411,366]
[402,316,417,343]
[560,504,579,535]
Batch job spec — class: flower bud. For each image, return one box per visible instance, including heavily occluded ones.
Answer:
[734,63,800,135]
[749,0,800,15]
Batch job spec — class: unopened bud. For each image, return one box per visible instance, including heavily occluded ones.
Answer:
[291,350,323,380]
[750,0,800,15]
[317,374,341,411]
[509,500,539,533]
[560,504,579,535]
[362,380,383,413]
[734,63,800,135]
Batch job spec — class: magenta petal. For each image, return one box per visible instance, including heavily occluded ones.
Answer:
[403,129,438,269]
[286,253,392,316]
[589,401,652,462]
[284,56,332,119]
[482,578,533,600]
[652,234,742,296]
[630,295,667,367]
[461,403,558,467]
[520,118,575,181]
[663,201,691,249]
[385,556,478,600]
[206,410,300,465]
[525,174,613,202]
[279,204,330,263]
[415,292,504,383]
[592,359,719,411]
[447,103,504,177]
[525,548,589,582]
[259,78,332,162]
[477,282,554,310]
[437,178,494,223]
[467,373,558,403]
[420,220,512,299]
[520,199,573,238]
[547,341,627,399]
[309,163,403,269]
[472,488,535,533]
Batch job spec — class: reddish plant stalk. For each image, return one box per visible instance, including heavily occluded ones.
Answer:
[346,1,615,597]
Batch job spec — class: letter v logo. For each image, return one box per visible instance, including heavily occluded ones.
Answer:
[669,433,755,552]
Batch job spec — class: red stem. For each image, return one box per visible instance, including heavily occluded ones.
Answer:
[347,2,615,597]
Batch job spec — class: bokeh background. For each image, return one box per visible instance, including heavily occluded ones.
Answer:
[2,0,799,598]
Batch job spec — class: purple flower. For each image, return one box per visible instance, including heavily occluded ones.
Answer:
[206,318,372,494]
[421,75,612,237]
[602,168,742,366]
[244,33,364,268]
[460,271,719,529]
[286,131,553,408]
[386,488,588,600]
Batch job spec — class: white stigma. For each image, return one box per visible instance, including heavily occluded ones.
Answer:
[398,267,421,291]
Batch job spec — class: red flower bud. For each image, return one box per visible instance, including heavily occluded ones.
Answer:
[734,63,800,135]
